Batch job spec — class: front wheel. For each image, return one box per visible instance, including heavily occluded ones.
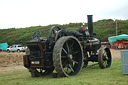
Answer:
[98,48,112,69]
[53,36,83,77]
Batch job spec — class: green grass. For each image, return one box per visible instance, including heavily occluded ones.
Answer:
[0,59,128,85]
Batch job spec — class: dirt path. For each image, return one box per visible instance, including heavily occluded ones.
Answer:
[110,49,121,59]
[0,52,26,74]
[0,63,26,74]
[0,49,122,74]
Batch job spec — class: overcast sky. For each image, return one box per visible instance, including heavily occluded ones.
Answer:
[0,0,128,29]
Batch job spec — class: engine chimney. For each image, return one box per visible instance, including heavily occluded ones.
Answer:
[87,15,93,38]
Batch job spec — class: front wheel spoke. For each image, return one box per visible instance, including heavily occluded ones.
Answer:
[107,58,111,60]
[103,61,107,66]
[106,63,109,66]
[106,56,109,60]
[69,64,74,72]
[103,51,107,56]
[104,54,107,57]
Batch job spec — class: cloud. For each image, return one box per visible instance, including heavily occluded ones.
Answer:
[0,0,128,29]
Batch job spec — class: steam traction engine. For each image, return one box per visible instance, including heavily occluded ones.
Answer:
[23,15,112,77]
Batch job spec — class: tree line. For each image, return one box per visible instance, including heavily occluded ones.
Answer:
[0,19,128,46]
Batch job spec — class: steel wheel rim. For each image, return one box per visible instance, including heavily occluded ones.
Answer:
[60,38,83,76]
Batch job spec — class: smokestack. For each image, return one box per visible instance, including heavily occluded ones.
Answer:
[87,15,93,38]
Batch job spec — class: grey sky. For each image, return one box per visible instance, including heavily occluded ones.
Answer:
[0,0,128,29]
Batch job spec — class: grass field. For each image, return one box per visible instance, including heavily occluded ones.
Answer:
[0,59,128,85]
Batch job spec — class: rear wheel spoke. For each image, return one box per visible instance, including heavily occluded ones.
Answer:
[103,61,107,67]
[53,36,83,77]
[69,64,74,72]
[71,42,74,48]
[62,56,67,58]
[72,51,78,54]
[66,42,70,53]
[62,48,68,54]
[66,67,68,73]
[71,60,78,64]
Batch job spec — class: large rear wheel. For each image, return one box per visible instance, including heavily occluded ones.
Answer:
[53,36,83,77]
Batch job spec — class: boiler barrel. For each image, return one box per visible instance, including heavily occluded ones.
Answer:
[85,38,101,51]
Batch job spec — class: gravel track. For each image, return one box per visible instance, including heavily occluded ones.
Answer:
[0,49,121,74]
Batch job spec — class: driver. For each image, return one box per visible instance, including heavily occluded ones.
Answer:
[78,23,89,37]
